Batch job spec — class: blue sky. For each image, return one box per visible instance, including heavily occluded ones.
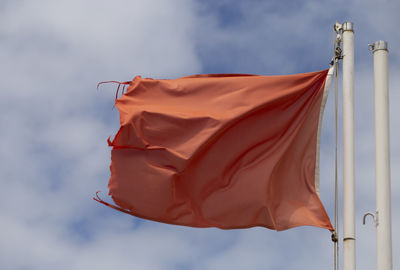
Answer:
[1,0,399,269]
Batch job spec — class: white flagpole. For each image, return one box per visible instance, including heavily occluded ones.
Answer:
[342,22,356,270]
[370,40,393,270]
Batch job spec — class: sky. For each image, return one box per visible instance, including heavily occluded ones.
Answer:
[0,0,399,269]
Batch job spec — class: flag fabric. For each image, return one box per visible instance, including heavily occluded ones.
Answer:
[100,68,334,231]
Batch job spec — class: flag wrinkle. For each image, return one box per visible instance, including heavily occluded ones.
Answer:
[182,97,308,172]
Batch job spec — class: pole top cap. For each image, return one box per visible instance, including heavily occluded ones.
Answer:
[342,22,354,32]
[368,40,388,52]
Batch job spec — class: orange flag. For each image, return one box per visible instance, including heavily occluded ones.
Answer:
[97,68,334,231]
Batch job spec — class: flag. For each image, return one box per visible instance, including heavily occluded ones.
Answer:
[98,68,334,231]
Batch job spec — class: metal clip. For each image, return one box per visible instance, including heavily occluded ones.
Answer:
[363,211,378,226]
[334,22,343,33]
[331,231,338,243]
[333,22,343,62]
[368,44,375,51]
[335,46,343,60]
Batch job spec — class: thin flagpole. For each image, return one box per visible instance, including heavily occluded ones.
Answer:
[342,22,356,270]
[370,40,393,270]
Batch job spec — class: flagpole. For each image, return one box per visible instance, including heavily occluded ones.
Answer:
[342,22,356,270]
[370,40,392,270]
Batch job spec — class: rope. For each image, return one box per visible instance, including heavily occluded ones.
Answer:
[334,54,340,270]
[331,22,343,270]
[97,80,131,99]
[93,191,135,215]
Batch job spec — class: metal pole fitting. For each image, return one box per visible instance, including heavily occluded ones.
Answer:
[368,40,388,52]
[363,212,378,226]
[342,22,354,32]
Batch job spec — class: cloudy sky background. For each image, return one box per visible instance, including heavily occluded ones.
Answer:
[1,0,399,269]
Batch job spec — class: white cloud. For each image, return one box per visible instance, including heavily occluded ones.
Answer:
[0,0,399,269]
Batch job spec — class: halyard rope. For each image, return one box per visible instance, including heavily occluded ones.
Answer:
[332,22,343,270]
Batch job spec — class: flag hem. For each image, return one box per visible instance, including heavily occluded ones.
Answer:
[314,64,335,194]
